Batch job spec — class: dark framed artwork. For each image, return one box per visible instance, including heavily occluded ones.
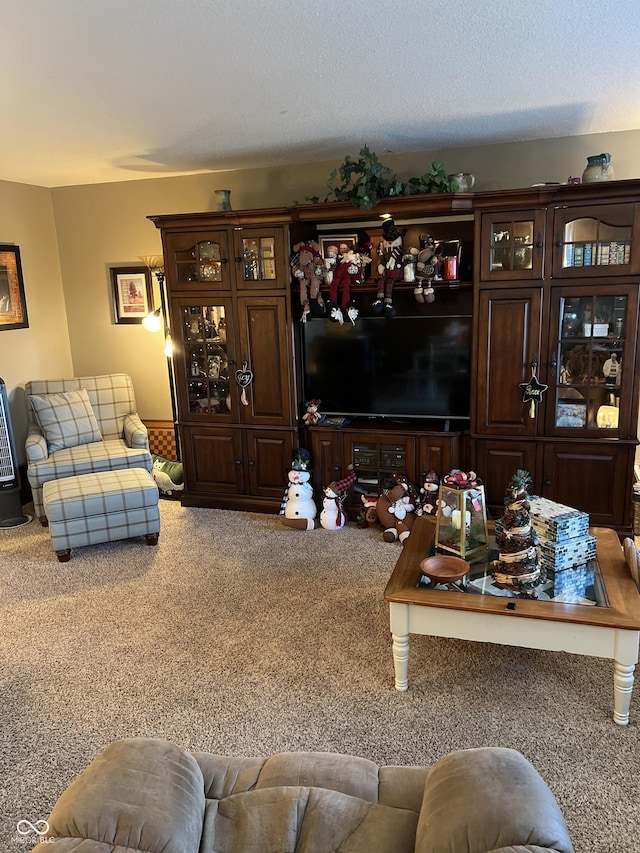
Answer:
[110,266,153,324]
[0,244,29,330]
[318,234,358,260]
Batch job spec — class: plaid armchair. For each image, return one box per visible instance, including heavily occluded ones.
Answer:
[25,374,152,524]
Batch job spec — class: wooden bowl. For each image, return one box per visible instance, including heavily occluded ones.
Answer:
[420,554,471,584]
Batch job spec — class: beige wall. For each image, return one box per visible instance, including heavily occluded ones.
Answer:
[0,181,72,463]
[4,129,640,459]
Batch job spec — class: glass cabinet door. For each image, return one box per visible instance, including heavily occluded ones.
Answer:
[176,301,235,420]
[552,203,640,277]
[233,227,284,289]
[480,210,545,280]
[165,231,231,290]
[548,287,637,436]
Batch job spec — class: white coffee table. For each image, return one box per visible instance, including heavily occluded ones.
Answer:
[384,517,640,725]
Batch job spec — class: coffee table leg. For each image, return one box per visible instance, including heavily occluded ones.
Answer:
[613,662,635,725]
[613,630,639,726]
[392,633,409,691]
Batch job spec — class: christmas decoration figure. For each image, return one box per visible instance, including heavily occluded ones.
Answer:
[414,234,438,304]
[320,467,357,530]
[375,474,419,543]
[280,448,317,531]
[302,399,322,426]
[372,217,403,318]
[328,250,370,325]
[290,241,326,323]
[491,469,543,592]
[415,470,440,516]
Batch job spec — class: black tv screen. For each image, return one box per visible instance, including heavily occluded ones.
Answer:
[302,293,472,421]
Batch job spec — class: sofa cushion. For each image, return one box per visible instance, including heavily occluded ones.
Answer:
[415,747,574,853]
[26,439,152,488]
[46,738,205,853]
[255,751,381,802]
[199,785,419,853]
[29,388,102,453]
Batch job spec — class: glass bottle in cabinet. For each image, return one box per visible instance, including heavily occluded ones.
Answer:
[480,210,545,280]
[551,292,627,432]
[179,304,233,417]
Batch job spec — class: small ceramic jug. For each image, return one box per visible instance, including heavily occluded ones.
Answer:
[449,172,475,192]
[582,154,614,183]
[214,189,232,211]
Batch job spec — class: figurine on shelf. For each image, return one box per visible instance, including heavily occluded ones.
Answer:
[302,399,322,427]
[414,234,438,304]
[328,250,370,325]
[372,217,403,318]
[290,241,326,323]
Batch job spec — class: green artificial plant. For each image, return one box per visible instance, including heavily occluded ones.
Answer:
[299,147,459,210]
[324,146,404,211]
[403,160,459,195]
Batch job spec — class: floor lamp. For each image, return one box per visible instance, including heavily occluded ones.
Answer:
[139,255,181,462]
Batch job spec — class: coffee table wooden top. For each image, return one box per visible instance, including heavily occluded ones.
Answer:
[384,516,640,631]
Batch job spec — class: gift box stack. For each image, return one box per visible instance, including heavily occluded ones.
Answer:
[528,496,596,573]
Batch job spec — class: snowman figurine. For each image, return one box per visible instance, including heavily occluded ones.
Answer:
[280,448,317,531]
[319,468,357,530]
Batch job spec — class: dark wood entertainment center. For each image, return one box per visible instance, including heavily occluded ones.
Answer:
[150,180,640,532]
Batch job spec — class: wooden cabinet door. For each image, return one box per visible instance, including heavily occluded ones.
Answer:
[475,288,543,436]
[233,227,287,290]
[480,210,546,281]
[551,203,640,278]
[545,284,638,439]
[472,439,540,516]
[164,230,232,291]
[309,430,344,494]
[245,429,295,497]
[170,296,235,424]
[181,426,244,494]
[236,296,294,426]
[417,433,461,480]
[540,441,633,528]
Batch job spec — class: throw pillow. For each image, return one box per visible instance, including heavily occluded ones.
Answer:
[29,388,102,453]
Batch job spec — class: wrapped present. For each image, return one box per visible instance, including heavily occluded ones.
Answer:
[540,534,597,571]
[528,496,589,542]
[552,561,596,601]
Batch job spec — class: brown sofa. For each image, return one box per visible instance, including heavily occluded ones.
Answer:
[44,737,574,852]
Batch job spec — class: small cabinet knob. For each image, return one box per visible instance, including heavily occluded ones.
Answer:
[248,460,255,467]
[235,459,241,466]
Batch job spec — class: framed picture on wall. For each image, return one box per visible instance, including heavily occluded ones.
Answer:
[0,244,29,331]
[110,266,153,324]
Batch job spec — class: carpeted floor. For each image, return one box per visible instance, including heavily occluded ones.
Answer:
[1,499,639,851]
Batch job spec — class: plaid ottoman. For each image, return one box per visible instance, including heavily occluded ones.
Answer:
[43,468,160,562]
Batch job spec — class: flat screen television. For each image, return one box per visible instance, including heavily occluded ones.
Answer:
[301,290,473,421]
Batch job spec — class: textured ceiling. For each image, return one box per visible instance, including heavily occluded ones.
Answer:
[3,0,640,188]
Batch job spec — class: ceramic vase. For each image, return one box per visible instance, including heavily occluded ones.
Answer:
[214,189,232,211]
